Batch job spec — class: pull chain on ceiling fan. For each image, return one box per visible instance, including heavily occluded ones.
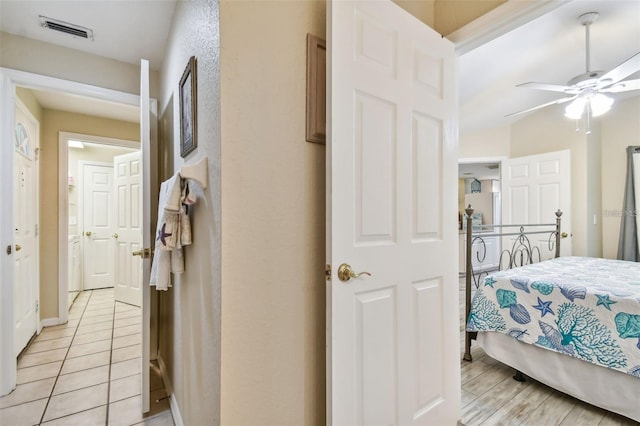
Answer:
[506,11,640,134]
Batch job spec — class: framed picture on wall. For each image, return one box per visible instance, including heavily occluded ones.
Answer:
[179,56,197,158]
[306,34,326,144]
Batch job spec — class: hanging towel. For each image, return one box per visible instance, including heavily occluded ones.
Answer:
[149,172,197,291]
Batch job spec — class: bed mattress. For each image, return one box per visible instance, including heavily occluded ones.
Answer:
[467,256,640,378]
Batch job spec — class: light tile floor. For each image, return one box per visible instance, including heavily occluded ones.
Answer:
[1,289,174,426]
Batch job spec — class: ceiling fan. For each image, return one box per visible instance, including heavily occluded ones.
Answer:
[506,12,640,132]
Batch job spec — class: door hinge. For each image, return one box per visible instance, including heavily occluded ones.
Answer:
[35,300,39,313]
[325,264,331,281]
[35,224,39,237]
[35,147,40,161]
[6,245,11,255]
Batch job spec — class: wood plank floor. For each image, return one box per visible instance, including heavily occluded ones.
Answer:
[459,279,639,426]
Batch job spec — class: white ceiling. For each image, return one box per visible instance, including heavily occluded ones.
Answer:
[459,0,640,135]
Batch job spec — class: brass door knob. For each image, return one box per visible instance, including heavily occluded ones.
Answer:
[15,244,22,252]
[561,232,568,238]
[112,233,118,239]
[337,263,372,282]
[85,231,92,237]
[132,248,153,259]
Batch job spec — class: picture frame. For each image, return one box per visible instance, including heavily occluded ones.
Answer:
[179,56,197,157]
[306,34,326,144]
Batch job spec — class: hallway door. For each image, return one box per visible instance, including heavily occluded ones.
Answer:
[114,151,143,307]
[139,58,154,414]
[82,162,116,290]
[13,100,40,356]
[327,0,460,423]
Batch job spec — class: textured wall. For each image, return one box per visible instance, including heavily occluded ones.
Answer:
[157,1,222,424]
[220,1,326,424]
[0,31,160,98]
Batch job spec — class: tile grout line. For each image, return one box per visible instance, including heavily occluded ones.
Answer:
[37,290,93,425]
[105,295,118,426]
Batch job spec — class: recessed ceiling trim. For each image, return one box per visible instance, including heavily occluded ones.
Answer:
[449,0,570,54]
[38,15,94,41]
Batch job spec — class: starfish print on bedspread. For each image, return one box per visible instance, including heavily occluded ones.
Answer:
[533,297,554,317]
[596,293,617,311]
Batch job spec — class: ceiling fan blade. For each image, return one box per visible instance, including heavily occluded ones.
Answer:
[517,82,577,94]
[599,52,640,86]
[601,78,640,93]
[505,96,577,118]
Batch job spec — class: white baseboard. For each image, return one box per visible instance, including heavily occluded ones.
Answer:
[168,393,183,426]
[157,354,183,426]
[40,317,60,329]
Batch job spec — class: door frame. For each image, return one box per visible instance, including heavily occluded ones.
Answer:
[60,133,138,311]
[0,67,155,396]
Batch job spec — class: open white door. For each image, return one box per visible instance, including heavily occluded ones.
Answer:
[114,151,143,307]
[140,59,152,414]
[327,1,460,424]
[501,149,572,258]
[13,99,39,356]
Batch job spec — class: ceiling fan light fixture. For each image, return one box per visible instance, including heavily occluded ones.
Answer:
[564,98,586,120]
[590,93,613,117]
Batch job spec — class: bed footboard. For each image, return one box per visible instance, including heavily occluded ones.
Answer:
[462,205,562,362]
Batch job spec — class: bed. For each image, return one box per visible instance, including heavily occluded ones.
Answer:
[462,206,640,422]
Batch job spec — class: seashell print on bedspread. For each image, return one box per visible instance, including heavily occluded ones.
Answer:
[467,256,640,377]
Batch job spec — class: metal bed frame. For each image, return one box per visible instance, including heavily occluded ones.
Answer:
[462,205,563,362]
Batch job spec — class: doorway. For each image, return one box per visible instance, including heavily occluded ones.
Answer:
[458,158,504,275]
[0,68,150,398]
[64,135,141,309]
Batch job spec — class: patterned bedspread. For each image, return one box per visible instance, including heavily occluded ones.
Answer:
[467,256,640,377]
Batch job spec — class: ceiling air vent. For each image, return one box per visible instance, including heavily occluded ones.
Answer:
[39,15,94,41]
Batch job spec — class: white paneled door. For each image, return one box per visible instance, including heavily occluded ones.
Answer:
[82,162,116,290]
[114,151,143,307]
[13,100,39,356]
[327,1,460,424]
[139,58,153,414]
[501,150,572,258]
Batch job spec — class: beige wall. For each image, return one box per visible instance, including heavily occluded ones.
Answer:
[460,125,510,159]
[157,1,222,424]
[601,97,640,259]
[392,0,435,27]
[38,110,139,319]
[220,0,326,424]
[503,97,640,258]
[0,31,160,98]
[434,0,507,36]
[510,106,589,256]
